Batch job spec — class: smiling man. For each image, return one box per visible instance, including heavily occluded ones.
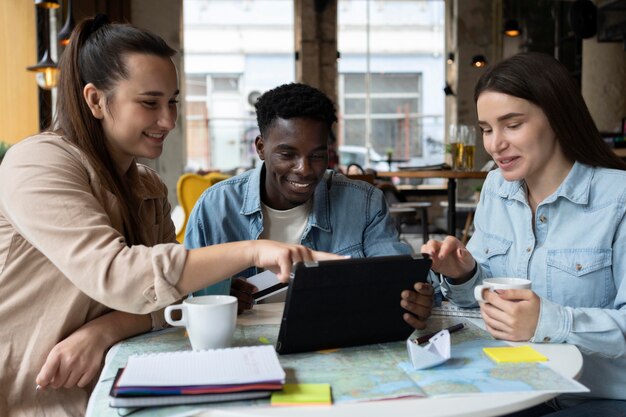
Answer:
[185,83,433,329]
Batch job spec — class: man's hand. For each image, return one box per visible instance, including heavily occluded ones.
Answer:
[231,277,257,314]
[401,282,434,329]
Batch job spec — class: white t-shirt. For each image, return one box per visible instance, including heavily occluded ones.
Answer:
[257,199,312,302]
[259,199,311,244]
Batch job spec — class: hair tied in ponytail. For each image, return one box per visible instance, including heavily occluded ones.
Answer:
[87,13,110,38]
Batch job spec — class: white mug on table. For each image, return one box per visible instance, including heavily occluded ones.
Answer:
[474,277,532,303]
[164,295,237,350]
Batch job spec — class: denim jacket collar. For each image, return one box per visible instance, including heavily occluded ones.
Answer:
[496,161,592,206]
[241,163,333,232]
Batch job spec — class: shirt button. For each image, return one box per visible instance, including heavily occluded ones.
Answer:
[543,336,551,342]
[485,249,489,254]
[526,247,532,252]
[575,264,582,271]
[154,296,158,301]
[539,215,547,223]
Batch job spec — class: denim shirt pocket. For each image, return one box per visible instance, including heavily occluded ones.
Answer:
[334,244,365,258]
[480,234,513,277]
[546,249,612,307]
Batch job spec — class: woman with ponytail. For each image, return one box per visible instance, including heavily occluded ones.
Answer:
[0,16,338,416]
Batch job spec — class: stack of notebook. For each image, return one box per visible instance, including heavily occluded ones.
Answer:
[109,345,285,408]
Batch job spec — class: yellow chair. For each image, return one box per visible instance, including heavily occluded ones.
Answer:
[176,172,230,243]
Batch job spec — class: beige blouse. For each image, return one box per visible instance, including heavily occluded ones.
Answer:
[0,133,187,417]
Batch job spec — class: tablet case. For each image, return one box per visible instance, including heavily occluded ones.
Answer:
[276,255,432,354]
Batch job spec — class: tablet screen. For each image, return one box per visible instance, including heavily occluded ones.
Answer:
[276,255,431,354]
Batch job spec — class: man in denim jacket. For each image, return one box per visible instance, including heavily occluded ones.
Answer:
[185,83,433,329]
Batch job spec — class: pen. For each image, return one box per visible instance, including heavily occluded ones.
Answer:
[413,323,465,345]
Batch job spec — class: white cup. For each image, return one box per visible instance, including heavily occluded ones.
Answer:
[473,277,532,303]
[164,295,237,351]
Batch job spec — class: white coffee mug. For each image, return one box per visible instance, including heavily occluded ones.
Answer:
[473,277,532,303]
[164,295,237,351]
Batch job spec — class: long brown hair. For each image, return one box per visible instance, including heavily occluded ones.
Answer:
[474,52,626,170]
[53,15,176,245]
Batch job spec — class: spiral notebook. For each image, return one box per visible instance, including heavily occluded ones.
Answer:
[109,345,285,408]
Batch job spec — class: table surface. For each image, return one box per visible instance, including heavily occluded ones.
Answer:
[378,170,487,236]
[89,303,583,417]
[378,170,489,180]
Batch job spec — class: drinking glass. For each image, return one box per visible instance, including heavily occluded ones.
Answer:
[462,125,476,171]
[448,124,463,171]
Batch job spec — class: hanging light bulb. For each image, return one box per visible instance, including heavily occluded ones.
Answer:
[28,1,60,89]
[503,19,522,37]
[27,50,59,90]
[471,55,488,68]
[35,0,60,8]
[57,0,74,46]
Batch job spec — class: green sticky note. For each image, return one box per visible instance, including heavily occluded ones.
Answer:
[271,384,332,406]
[483,345,548,363]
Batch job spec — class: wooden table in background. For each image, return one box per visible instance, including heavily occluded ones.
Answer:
[378,170,488,236]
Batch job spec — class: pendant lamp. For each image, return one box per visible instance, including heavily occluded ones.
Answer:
[35,0,60,8]
[503,19,522,37]
[57,0,74,46]
[471,55,488,68]
[27,50,59,90]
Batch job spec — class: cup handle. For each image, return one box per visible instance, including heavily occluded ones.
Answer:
[164,304,187,327]
[474,285,488,303]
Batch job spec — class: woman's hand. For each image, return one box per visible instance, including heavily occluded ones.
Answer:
[36,326,108,389]
[36,312,151,390]
[401,282,434,329]
[250,240,344,282]
[421,236,476,282]
[231,277,257,314]
[179,241,344,295]
[480,289,541,342]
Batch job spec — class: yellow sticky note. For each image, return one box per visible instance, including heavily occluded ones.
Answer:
[271,384,332,406]
[483,345,548,363]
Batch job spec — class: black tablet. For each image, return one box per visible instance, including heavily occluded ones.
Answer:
[275,254,432,355]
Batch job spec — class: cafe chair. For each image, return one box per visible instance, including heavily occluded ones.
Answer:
[175,172,230,243]
[378,182,431,244]
[345,163,377,184]
[439,201,477,245]
[346,173,376,184]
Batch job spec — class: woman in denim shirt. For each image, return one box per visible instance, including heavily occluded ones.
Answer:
[422,52,626,416]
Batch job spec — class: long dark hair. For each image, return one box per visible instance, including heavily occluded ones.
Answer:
[474,52,626,170]
[53,15,176,245]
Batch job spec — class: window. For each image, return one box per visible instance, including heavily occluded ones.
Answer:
[212,76,239,92]
[186,74,208,97]
[341,73,422,158]
[183,0,295,171]
[184,74,209,170]
[338,0,445,169]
